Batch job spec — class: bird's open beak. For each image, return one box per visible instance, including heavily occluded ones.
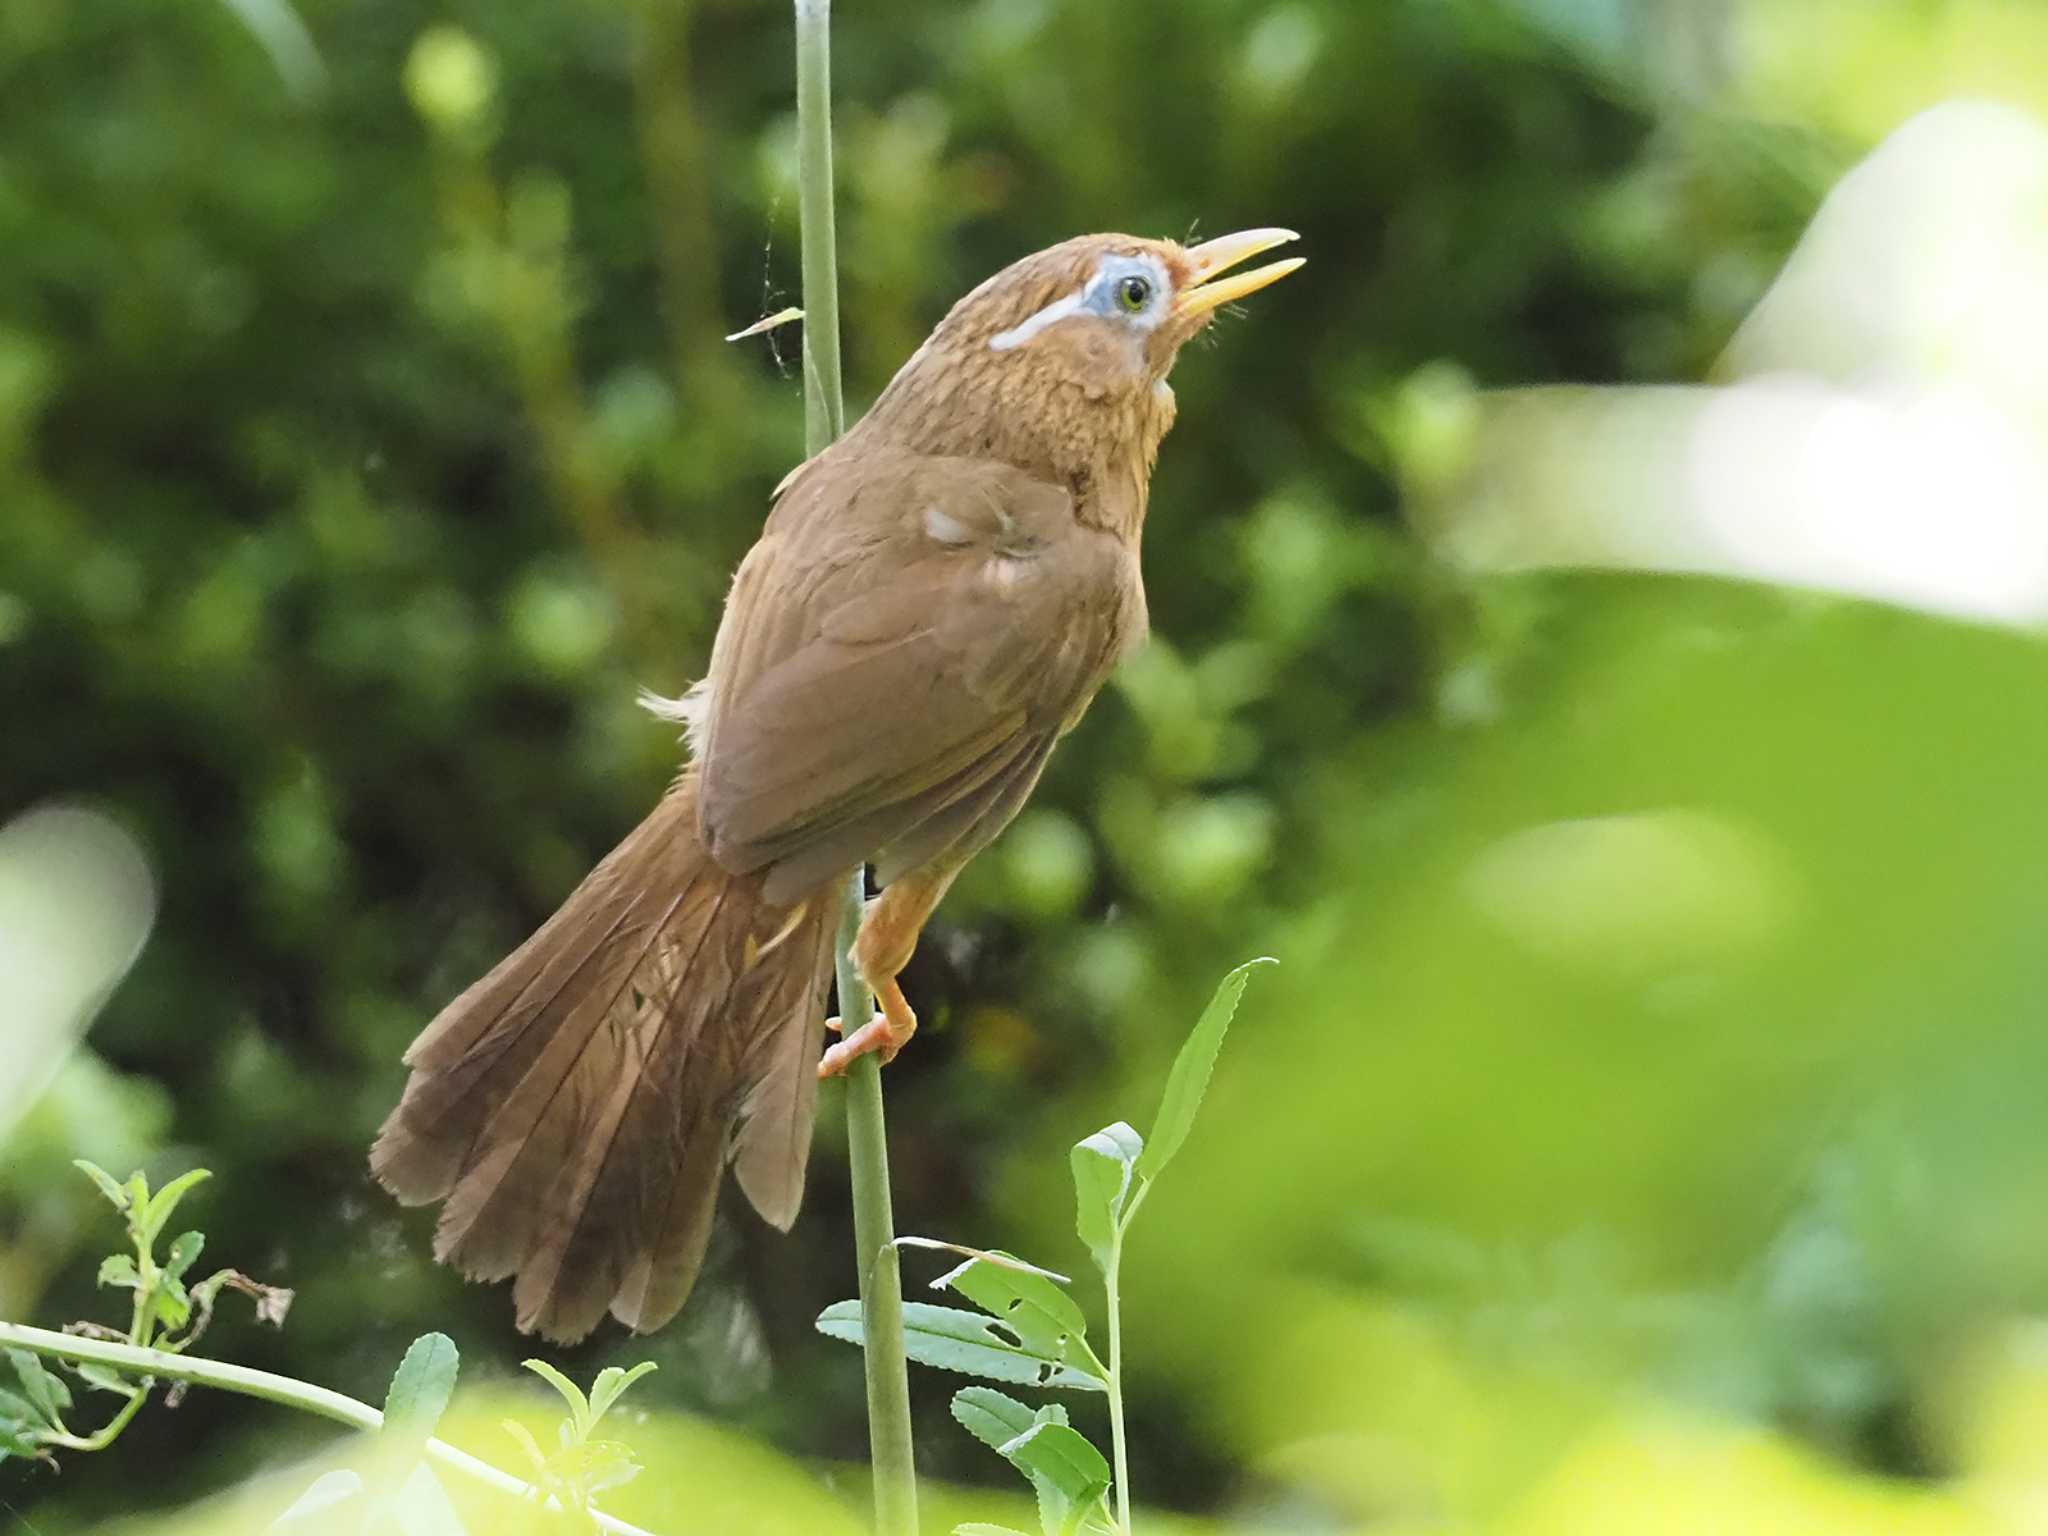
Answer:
[1173,227,1304,319]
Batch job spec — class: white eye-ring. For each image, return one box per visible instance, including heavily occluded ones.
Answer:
[988,255,1169,351]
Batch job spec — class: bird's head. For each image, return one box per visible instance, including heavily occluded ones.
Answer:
[863,229,1302,482]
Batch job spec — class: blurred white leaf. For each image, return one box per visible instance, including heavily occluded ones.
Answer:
[1415,101,2048,628]
[0,803,156,1139]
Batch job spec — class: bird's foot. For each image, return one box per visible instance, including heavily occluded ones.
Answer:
[818,978,920,1077]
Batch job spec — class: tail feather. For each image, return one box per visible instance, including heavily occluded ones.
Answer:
[370,772,835,1343]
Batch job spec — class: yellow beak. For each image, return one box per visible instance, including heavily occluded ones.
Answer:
[1173,227,1305,319]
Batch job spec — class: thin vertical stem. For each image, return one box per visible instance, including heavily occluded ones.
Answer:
[793,4,917,1533]
[795,0,844,456]
[1105,1237,1132,1534]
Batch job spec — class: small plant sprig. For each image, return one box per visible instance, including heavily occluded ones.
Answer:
[502,1359,660,1524]
[0,1161,292,1465]
[817,957,1275,1536]
[0,1164,662,1535]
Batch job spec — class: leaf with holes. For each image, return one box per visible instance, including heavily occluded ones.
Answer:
[936,1256,1105,1382]
[1070,1122,1143,1274]
[1137,957,1275,1181]
[817,1302,1105,1391]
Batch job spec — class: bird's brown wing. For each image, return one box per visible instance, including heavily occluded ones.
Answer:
[698,448,1132,901]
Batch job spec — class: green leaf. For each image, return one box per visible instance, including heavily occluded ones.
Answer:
[938,1257,1103,1379]
[73,1362,135,1398]
[578,1438,643,1495]
[0,1387,41,1432]
[7,1350,72,1425]
[138,1168,211,1252]
[950,1386,1040,1454]
[1136,957,1275,1182]
[163,1230,205,1282]
[73,1160,129,1212]
[521,1359,590,1439]
[153,1271,192,1331]
[997,1422,1110,1531]
[500,1418,548,1475]
[586,1361,657,1426]
[97,1253,141,1290]
[384,1332,460,1443]
[953,1526,1036,1536]
[817,1301,1106,1391]
[1070,1122,1142,1273]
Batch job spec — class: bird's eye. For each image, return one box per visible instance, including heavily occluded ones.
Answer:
[1115,274,1153,313]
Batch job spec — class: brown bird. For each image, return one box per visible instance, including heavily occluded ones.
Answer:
[370,228,1303,1342]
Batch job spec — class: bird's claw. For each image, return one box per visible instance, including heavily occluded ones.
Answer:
[817,979,919,1077]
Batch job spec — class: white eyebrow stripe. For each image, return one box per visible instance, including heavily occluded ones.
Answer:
[990,291,1084,351]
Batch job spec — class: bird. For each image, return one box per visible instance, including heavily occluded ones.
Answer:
[369,228,1304,1343]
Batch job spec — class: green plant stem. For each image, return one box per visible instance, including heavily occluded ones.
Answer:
[793,4,916,1533]
[1103,1182,1149,1535]
[0,1323,658,1536]
[795,0,844,456]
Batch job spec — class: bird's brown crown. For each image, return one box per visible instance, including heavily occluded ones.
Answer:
[854,230,1301,508]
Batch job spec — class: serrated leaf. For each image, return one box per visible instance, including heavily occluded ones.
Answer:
[1136,957,1275,1181]
[139,1168,211,1251]
[1070,1123,1142,1274]
[163,1230,205,1282]
[6,1351,71,1425]
[384,1332,459,1443]
[97,1253,142,1290]
[817,1301,1106,1391]
[586,1361,656,1426]
[520,1359,589,1438]
[73,1160,129,1211]
[938,1257,1103,1380]
[998,1422,1110,1530]
[951,1386,1040,1453]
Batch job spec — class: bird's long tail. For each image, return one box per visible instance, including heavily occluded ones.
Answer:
[370,770,834,1343]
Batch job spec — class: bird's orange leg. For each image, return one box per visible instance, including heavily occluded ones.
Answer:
[818,865,957,1078]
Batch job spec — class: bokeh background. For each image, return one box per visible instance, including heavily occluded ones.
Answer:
[11,0,2048,1529]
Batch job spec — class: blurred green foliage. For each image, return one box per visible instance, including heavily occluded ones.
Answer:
[10,0,2048,1529]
